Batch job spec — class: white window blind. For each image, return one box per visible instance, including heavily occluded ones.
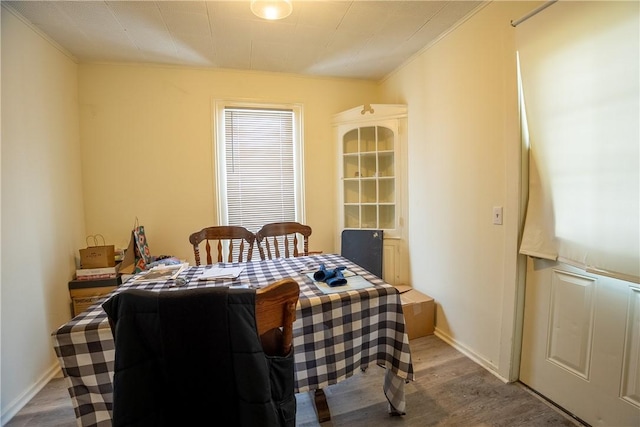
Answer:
[215,104,304,233]
[516,1,639,283]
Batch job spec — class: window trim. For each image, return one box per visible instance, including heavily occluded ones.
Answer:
[213,99,306,228]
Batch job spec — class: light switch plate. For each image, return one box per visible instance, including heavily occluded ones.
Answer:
[493,206,503,225]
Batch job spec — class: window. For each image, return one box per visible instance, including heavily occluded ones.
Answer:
[516,2,639,282]
[214,101,305,233]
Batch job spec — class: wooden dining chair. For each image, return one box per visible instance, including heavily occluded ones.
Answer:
[255,278,299,356]
[102,278,300,426]
[255,222,312,260]
[189,225,255,265]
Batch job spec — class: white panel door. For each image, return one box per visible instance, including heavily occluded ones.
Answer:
[520,259,640,426]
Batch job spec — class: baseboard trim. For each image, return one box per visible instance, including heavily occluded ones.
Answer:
[434,327,509,384]
[1,362,62,425]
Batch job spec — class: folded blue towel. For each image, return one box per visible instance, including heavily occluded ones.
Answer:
[325,269,347,287]
[313,264,332,281]
[313,264,347,286]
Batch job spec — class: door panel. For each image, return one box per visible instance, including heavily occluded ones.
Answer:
[621,288,640,407]
[520,259,640,426]
[546,271,595,379]
[383,239,397,285]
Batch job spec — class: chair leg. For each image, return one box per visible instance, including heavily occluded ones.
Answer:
[313,388,331,422]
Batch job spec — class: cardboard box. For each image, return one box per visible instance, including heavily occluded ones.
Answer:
[72,295,110,317]
[395,285,434,339]
[79,245,116,268]
[69,277,119,316]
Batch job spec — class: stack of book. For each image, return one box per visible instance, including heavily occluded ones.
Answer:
[76,266,118,280]
[69,266,121,317]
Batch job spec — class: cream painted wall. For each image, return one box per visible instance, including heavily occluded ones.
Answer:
[379,1,537,380]
[77,64,379,264]
[1,7,86,422]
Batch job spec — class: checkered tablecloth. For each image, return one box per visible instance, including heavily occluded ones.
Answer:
[52,254,414,427]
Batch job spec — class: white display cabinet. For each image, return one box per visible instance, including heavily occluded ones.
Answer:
[333,104,408,285]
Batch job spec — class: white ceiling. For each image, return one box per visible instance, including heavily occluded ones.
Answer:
[5,0,485,80]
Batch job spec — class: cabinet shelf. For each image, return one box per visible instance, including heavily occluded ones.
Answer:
[338,122,400,232]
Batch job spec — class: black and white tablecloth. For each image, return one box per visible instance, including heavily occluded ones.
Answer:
[52,254,414,426]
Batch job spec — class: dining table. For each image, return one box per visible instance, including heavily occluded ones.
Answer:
[52,253,414,426]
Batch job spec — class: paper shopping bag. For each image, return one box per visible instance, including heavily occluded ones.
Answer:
[79,234,115,268]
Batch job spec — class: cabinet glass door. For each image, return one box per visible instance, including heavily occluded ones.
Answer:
[342,125,396,231]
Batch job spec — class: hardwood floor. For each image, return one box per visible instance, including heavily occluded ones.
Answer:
[6,335,587,426]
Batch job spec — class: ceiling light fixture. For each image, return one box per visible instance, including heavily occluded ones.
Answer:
[250,0,293,20]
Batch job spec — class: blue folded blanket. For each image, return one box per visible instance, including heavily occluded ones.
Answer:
[313,264,347,287]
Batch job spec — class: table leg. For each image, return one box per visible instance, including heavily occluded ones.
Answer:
[313,389,331,422]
